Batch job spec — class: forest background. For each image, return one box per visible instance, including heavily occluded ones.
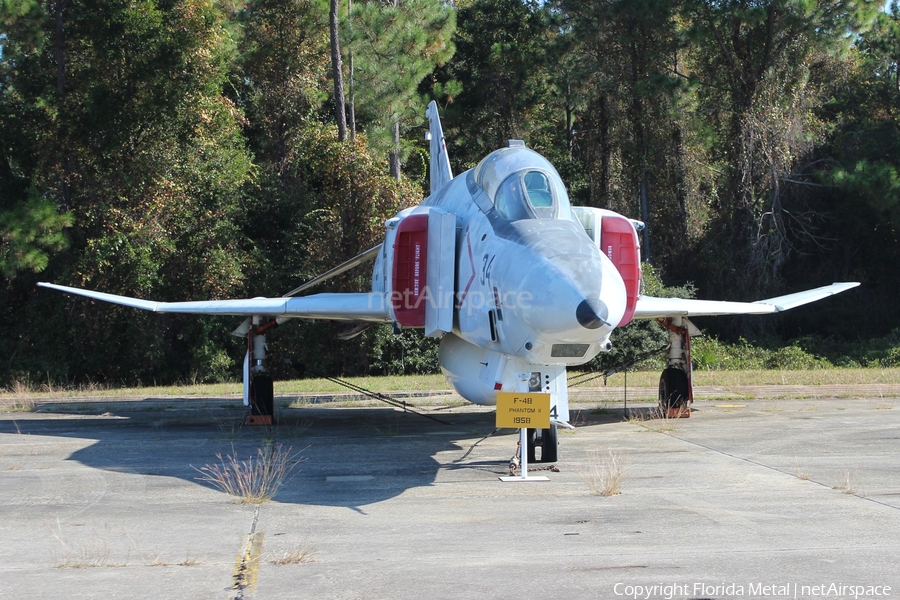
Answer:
[2,0,899,388]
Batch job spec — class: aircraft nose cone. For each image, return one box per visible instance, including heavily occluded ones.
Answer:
[576,299,609,330]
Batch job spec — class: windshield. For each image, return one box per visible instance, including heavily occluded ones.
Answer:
[473,146,573,221]
[495,170,559,220]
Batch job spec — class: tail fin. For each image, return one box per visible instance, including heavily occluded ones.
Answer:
[426,101,453,195]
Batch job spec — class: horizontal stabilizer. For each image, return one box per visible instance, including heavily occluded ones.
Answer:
[38,282,391,322]
[633,282,859,319]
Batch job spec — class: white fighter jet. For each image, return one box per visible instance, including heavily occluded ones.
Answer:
[40,102,858,462]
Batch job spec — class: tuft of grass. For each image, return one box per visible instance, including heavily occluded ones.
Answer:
[832,469,859,495]
[149,553,201,567]
[580,448,625,496]
[874,396,894,410]
[276,417,314,439]
[2,380,37,412]
[790,451,810,481]
[9,379,37,396]
[6,397,36,413]
[194,443,304,504]
[626,407,680,433]
[56,546,120,569]
[51,520,130,569]
[214,418,243,441]
[269,545,316,565]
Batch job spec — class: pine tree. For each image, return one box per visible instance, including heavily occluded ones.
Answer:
[680,0,879,293]
[347,0,455,179]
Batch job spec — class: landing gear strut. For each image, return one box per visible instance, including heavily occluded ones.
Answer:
[657,316,700,416]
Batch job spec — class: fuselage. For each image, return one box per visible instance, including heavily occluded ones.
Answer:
[417,144,627,366]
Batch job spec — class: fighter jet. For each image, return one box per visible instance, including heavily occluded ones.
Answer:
[39,102,858,462]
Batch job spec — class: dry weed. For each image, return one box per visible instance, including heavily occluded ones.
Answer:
[194,443,304,503]
[269,545,316,565]
[580,448,625,497]
[832,469,860,495]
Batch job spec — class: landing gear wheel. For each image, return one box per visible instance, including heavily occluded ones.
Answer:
[250,374,274,416]
[525,426,558,463]
[658,367,689,413]
[526,428,538,463]
[540,424,558,463]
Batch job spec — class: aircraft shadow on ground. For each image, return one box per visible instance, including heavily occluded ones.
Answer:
[0,400,640,508]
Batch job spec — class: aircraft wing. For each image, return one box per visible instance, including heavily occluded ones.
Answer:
[37,282,391,322]
[633,282,859,319]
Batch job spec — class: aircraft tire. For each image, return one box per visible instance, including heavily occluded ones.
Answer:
[658,367,689,411]
[251,374,275,416]
[526,428,538,463]
[540,424,558,463]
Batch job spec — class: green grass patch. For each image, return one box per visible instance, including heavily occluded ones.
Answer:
[0,373,450,401]
[3,369,898,405]
[583,368,900,388]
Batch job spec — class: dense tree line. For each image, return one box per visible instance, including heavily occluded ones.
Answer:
[0,0,897,386]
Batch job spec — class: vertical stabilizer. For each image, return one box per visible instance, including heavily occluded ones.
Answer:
[426,101,453,194]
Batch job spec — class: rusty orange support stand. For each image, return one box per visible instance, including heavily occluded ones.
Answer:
[666,407,691,419]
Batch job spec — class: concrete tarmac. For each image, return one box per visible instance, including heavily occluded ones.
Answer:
[1,391,899,600]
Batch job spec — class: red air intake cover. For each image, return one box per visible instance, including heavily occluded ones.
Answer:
[600,215,641,326]
[391,214,429,327]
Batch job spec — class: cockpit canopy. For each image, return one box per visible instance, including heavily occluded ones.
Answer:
[473,144,574,222]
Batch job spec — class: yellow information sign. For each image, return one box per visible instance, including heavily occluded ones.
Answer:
[495,392,551,429]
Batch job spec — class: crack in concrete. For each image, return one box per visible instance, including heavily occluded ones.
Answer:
[231,505,263,600]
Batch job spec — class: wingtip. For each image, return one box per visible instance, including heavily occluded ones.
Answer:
[825,281,861,296]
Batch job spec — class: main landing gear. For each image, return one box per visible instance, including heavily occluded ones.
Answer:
[657,316,700,417]
[243,317,278,424]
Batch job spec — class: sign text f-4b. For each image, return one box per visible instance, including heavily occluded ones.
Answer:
[496,392,551,429]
